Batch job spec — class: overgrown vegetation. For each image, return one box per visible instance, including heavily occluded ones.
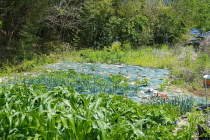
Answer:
[1,0,210,65]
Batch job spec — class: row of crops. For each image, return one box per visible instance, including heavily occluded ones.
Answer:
[3,70,194,114]
[0,62,204,139]
[0,84,199,139]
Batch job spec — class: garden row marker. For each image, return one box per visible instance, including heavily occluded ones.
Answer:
[203,75,210,125]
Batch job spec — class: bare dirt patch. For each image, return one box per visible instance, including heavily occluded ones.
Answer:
[169,85,207,98]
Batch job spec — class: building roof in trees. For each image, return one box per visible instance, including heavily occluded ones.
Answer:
[199,31,210,38]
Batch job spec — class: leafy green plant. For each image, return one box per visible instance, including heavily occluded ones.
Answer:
[0,85,179,139]
[132,79,151,89]
[140,79,150,86]
[110,42,121,52]
[122,42,132,52]
[158,83,166,91]
[200,125,210,139]
[133,79,142,94]
[0,77,199,139]
[119,81,130,97]
[157,79,169,91]
[171,80,184,85]
[161,44,168,52]
[0,20,2,28]
[109,74,125,94]
[176,110,205,140]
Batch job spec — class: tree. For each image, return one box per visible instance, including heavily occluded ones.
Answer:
[0,0,84,60]
[0,0,40,47]
[79,0,114,48]
[79,0,150,48]
[172,0,210,32]
[0,20,2,28]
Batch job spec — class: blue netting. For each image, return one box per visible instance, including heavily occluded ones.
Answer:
[1,62,206,104]
[41,62,205,104]
[42,62,168,90]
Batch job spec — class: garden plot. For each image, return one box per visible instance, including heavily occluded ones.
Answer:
[0,63,206,139]
[42,62,169,89]
[0,64,204,139]
[42,62,205,98]
[2,62,206,107]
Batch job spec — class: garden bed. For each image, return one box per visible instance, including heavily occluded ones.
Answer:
[0,62,208,139]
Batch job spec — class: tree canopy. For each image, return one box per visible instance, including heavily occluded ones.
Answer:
[0,0,210,64]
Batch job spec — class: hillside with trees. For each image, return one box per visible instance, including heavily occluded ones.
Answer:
[1,0,210,66]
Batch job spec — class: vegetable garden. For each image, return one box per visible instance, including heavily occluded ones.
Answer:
[0,62,207,139]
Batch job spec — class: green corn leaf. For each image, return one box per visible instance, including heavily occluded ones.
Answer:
[61,117,68,128]
[96,120,108,140]
[67,114,77,138]
[127,121,145,138]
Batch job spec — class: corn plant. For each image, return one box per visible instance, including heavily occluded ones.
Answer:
[0,84,195,139]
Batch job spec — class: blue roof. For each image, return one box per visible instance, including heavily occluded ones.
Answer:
[190,28,201,35]
[199,31,210,38]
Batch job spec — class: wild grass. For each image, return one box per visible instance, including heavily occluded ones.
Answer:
[77,46,177,69]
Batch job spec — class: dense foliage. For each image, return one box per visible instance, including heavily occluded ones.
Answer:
[0,84,203,139]
[1,0,210,65]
